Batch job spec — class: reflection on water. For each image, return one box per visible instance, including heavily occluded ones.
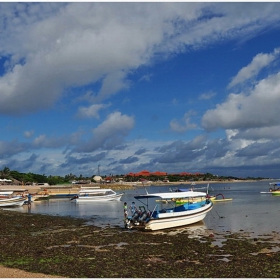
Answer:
[4,181,280,237]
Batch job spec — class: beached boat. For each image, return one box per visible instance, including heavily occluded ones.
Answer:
[71,188,124,202]
[124,191,213,231]
[0,191,27,207]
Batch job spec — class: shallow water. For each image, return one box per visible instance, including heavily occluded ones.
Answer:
[5,180,280,237]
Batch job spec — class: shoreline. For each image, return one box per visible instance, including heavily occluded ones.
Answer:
[0,179,270,193]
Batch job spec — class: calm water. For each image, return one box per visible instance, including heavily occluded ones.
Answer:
[6,181,280,237]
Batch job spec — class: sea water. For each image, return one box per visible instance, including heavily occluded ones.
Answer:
[5,180,280,237]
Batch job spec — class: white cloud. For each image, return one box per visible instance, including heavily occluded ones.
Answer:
[228,48,280,88]
[201,71,280,131]
[170,111,197,133]
[75,111,134,152]
[0,3,280,115]
[199,91,216,100]
[24,130,34,138]
[76,103,110,119]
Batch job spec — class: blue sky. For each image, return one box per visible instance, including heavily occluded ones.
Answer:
[1,2,280,178]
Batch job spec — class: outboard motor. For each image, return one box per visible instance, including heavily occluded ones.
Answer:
[125,219,132,229]
[139,211,148,222]
[132,211,140,222]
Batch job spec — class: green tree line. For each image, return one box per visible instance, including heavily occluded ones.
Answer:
[0,167,93,185]
[0,166,267,186]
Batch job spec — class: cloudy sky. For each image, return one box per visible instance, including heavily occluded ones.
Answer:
[1,2,280,178]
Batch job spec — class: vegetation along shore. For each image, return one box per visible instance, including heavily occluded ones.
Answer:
[0,210,280,278]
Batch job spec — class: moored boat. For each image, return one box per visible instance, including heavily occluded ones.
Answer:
[260,182,280,194]
[71,188,123,202]
[169,183,216,204]
[211,193,233,202]
[124,191,213,231]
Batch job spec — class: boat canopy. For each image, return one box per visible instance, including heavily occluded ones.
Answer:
[269,182,280,186]
[134,191,207,200]
[0,189,28,192]
[177,188,191,192]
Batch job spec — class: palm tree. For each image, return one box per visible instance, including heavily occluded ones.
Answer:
[1,167,11,179]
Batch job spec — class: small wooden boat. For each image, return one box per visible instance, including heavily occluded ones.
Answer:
[32,193,50,201]
[212,193,233,202]
[125,191,213,231]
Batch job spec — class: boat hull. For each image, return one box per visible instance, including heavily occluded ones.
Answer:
[271,191,280,196]
[75,193,123,202]
[213,198,233,202]
[0,196,26,207]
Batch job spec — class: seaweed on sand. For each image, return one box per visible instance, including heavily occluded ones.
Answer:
[0,210,279,278]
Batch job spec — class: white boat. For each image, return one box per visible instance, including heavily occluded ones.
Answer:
[124,191,213,231]
[0,192,27,207]
[72,188,123,202]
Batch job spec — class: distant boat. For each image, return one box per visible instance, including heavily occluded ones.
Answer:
[260,182,280,194]
[169,183,216,204]
[212,193,233,202]
[124,190,213,231]
[71,188,123,202]
[205,183,232,202]
[270,183,280,196]
[32,193,50,201]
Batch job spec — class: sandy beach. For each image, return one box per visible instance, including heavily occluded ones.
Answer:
[0,265,62,278]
